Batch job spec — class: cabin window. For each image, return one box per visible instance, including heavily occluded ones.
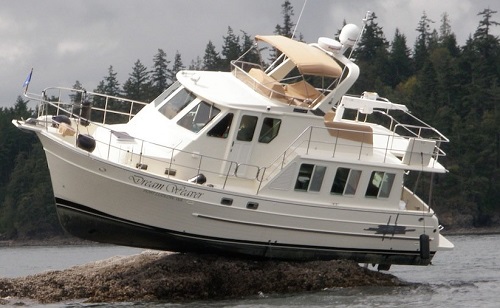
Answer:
[331,167,361,195]
[158,87,196,119]
[207,113,233,138]
[365,171,396,198]
[178,101,220,133]
[295,164,326,192]
[258,117,281,143]
[153,81,181,107]
[237,115,258,141]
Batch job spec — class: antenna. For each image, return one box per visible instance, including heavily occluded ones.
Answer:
[292,0,308,39]
[346,11,372,60]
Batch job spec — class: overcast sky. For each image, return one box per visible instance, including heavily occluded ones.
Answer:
[1,0,498,108]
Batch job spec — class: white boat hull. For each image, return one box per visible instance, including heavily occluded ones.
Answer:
[37,129,443,266]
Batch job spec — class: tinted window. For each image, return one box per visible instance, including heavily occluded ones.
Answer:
[295,164,314,191]
[331,167,361,195]
[237,115,258,141]
[295,164,326,192]
[208,113,233,138]
[365,171,395,198]
[178,101,220,133]
[309,166,326,192]
[259,117,281,143]
[153,81,181,107]
[158,88,195,119]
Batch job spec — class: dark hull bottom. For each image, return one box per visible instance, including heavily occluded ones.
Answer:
[55,198,434,266]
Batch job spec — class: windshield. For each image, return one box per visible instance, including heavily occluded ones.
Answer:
[158,87,196,119]
[177,101,220,133]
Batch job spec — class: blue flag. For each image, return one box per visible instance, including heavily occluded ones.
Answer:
[23,68,33,89]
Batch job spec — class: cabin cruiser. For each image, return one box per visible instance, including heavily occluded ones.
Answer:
[13,21,453,270]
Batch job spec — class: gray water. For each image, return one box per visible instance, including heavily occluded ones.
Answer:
[0,234,499,307]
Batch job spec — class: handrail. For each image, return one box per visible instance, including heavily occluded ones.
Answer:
[231,60,327,107]
[264,123,449,181]
[25,86,149,126]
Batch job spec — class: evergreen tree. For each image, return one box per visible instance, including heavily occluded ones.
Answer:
[151,49,171,98]
[240,31,261,64]
[221,26,241,71]
[413,11,435,71]
[103,65,121,96]
[189,56,203,70]
[438,13,461,57]
[472,8,500,89]
[270,0,296,62]
[122,59,152,102]
[171,51,185,82]
[353,12,390,94]
[388,29,413,88]
[274,0,295,38]
[69,80,84,103]
[92,65,121,123]
[203,40,222,71]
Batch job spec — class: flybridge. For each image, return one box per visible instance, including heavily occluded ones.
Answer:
[231,23,362,112]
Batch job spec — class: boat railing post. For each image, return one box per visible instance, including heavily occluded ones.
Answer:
[196,153,203,175]
[332,128,340,157]
[129,101,134,121]
[256,167,266,194]
[56,88,62,116]
[383,131,391,163]
[103,96,109,124]
[167,148,175,178]
[358,138,363,160]
[222,161,235,189]
[107,130,112,160]
[306,127,313,155]
[139,140,144,165]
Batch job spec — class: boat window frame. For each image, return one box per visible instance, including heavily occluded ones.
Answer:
[157,86,196,119]
[365,171,396,199]
[152,81,181,107]
[331,167,362,196]
[258,117,282,143]
[177,101,221,133]
[294,163,326,192]
[207,113,234,138]
[236,115,258,142]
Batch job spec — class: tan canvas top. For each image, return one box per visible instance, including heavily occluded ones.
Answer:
[255,35,343,78]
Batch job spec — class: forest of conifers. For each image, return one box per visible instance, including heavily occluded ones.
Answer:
[1,2,499,240]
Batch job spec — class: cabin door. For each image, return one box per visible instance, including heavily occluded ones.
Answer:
[226,113,260,178]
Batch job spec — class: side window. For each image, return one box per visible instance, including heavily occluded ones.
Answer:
[331,167,361,195]
[177,101,220,133]
[259,117,281,143]
[207,113,233,138]
[295,164,326,192]
[158,88,196,119]
[365,171,396,198]
[237,115,258,141]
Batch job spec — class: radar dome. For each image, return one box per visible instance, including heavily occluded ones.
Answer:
[339,24,360,47]
[318,37,342,54]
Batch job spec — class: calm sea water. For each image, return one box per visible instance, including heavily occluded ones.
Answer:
[1,234,499,307]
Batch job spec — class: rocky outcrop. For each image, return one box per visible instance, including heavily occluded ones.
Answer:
[0,251,404,304]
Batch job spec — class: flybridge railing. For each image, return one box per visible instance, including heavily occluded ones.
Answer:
[263,122,449,182]
[26,86,149,126]
[231,60,330,107]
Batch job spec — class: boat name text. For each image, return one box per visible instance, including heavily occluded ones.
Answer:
[129,175,204,199]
